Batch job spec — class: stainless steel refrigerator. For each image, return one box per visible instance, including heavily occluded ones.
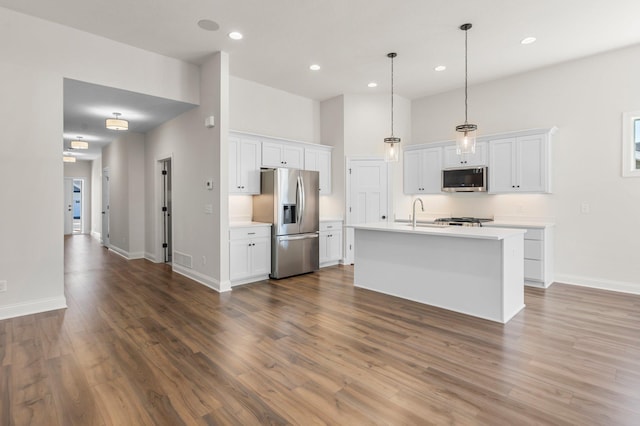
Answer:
[253,168,319,279]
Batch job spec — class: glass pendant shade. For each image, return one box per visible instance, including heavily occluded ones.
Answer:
[384,137,400,162]
[70,140,88,149]
[63,156,76,163]
[106,113,129,131]
[455,123,477,155]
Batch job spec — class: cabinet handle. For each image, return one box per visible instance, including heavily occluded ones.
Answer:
[241,186,245,189]
[237,186,241,188]
[248,232,256,235]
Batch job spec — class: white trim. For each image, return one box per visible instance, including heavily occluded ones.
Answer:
[231,275,269,287]
[622,111,640,177]
[108,245,144,260]
[172,264,231,293]
[144,252,157,262]
[230,130,331,149]
[555,274,640,295]
[91,230,101,241]
[0,296,67,320]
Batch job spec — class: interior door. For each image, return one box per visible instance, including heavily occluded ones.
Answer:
[346,158,389,263]
[63,178,73,235]
[162,160,173,263]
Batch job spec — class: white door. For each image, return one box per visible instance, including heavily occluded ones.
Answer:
[64,178,74,235]
[345,158,389,264]
[101,168,110,246]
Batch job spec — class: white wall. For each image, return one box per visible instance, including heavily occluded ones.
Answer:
[145,52,230,291]
[101,132,145,258]
[0,6,199,320]
[64,160,92,234]
[411,43,640,294]
[320,95,345,219]
[230,76,321,143]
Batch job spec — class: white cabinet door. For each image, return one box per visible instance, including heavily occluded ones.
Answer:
[488,137,517,193]
[327,230,342,261]
[489,134,549,194]
[250,237,271,276]
[517,134,547,192]
[403,147,442,194]
[262,141,303,168]
[305,148,332,194]
[229,137,261,194]
[262,142,283,167]
[229,239,252,281]
[443,141,487,168]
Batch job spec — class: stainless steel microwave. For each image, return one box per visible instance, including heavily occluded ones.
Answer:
[442,167,488,192]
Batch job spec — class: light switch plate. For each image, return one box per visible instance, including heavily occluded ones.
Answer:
[0,280,7,292]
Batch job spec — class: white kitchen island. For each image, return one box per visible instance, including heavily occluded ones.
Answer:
[351,223,526,323]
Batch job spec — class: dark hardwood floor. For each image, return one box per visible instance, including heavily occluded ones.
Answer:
[1,235,639,425]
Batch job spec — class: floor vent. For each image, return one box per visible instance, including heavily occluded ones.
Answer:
[173,251,193,269]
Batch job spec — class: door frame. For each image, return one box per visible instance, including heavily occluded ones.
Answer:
[101,167,110,247]
[64,177,74,235]
[155,154,174,263]
[344,156,393,264]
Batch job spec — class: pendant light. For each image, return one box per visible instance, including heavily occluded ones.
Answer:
[70,136,88,150]
[106,112,129,131]
[384,52,400,162]
[63,155,76,163]
[455,23,477,155]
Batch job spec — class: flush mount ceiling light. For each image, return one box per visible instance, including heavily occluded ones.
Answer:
[309,64,321,71]
[106,112,128,131]
[521,36,537,45]
[228,31,243,40]
[434,65,447,72]
[384,52,400,162]
[70,136,88,150]
[368,82,378,88]
[63,155,76,163]
[455,23,478,156]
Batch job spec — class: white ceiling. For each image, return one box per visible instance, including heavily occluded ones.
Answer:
[3,0,640,158]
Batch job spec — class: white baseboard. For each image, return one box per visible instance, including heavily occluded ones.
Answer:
[0,296,67,320]
[109,245,144,260]
[555,274,640,295]
[172,264,231,293]
[144,252,157,263]
[91,231,101,241]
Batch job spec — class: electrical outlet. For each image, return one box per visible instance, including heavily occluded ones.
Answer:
[202,256,207,265]
[0,280,7,292]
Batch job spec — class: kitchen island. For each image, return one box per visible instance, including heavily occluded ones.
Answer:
[351,223,526,323]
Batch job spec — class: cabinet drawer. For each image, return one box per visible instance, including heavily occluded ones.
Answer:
[320,221,342,232]
[230,226,271,240]
[524,228,544,240]
[524,259,544,281]
[524,240,543,260]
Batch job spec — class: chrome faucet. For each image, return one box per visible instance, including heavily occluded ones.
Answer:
[412,198,424,228]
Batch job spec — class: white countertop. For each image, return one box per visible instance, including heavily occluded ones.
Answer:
[487,220,555,229]
[229,221,272,228]
[350,222,525,240]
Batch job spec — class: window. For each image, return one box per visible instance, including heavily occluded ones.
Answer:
[622,111,640,177]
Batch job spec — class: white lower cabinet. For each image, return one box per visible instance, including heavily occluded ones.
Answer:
[486,223,554,288]
[319,221,343,267]
[229,225,271,286]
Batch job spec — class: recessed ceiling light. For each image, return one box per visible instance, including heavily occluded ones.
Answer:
[521,36,537,45]
[228,31,243,40]
[197,19,220,31]
[367,82,378,88]
[309,64,321,71]
[434,65,447,72]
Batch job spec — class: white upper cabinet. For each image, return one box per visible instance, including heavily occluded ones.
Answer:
[443,141,488,168]
[403,146,443,194]
[262,141,304,169]
[304,147,332,194]
[489,131,551,193]
[229,136,261,194]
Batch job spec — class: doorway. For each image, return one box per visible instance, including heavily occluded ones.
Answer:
[160,158,172,263]
[345,157,391,264]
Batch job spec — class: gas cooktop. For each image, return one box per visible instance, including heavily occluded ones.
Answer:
[435,217,494,227]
